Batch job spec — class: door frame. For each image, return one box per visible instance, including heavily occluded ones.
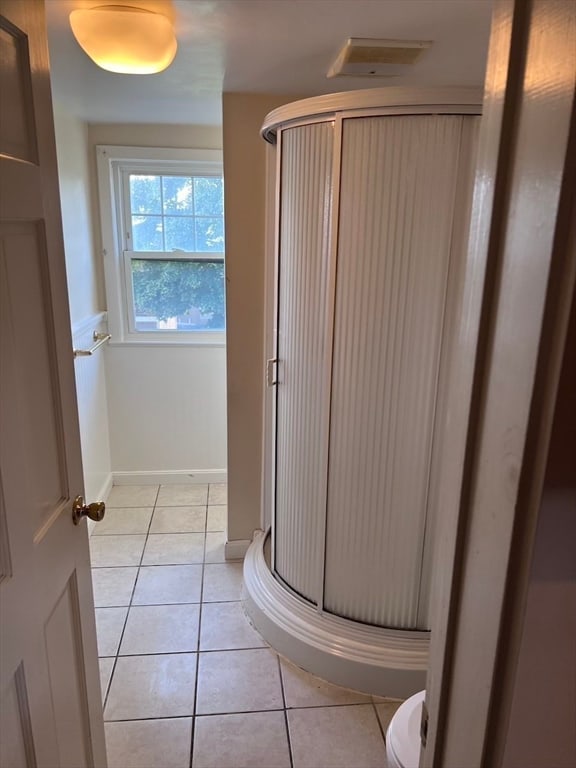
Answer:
[423,0,576,764]
[261,139,280,536]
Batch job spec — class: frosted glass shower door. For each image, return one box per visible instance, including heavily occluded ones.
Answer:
[324,115,464,629]
[273,122,333,603]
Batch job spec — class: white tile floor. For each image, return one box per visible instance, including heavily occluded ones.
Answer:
[91,484,402,768]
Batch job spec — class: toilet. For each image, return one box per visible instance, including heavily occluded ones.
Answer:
[386,690,426,768]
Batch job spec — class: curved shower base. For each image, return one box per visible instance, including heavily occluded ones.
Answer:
[243,530,429,699]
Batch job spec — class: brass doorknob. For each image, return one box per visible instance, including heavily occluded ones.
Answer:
[72,495,106,525]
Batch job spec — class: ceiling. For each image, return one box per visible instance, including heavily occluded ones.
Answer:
[45,0,493,126]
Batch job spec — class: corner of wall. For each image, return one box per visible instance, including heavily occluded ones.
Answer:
[222,92,307,541]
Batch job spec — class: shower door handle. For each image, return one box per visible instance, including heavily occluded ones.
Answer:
[266,358,277,387]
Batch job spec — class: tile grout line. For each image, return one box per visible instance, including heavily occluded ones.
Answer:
[100,485,161,718]
[94,530,220,536]
[371,698,389,751]
[113,645,269,658]
[95,484,391,766]
[104,705,289,724]
[142,483,208,567]
[96,597,239,607]
[277,655,295,768]
[97,484,311,765]
[103,700,381,725]
[93,487,173,722]
[188,488,209,768]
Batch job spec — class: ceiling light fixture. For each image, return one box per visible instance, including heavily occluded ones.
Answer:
[69,5,177,75]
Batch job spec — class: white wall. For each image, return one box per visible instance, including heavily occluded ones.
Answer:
[88,123,227,482]
[53,105,104,326]
[52,104,112,501]
[105,345,226,477]
[71,315,113,502]
[222,93,306,542]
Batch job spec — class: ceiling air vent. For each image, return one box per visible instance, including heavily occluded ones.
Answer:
[327,38,432,79]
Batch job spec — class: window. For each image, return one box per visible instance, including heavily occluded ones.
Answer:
[124,172,225,333]
[96,146,225,345]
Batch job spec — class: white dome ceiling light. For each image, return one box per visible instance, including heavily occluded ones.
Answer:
[69,5,177,75]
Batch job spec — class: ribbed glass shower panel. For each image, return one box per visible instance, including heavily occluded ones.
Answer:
[324,115,463,629]
[274,122,333,603]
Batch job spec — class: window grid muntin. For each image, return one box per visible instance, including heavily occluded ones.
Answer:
[125,171,224,254]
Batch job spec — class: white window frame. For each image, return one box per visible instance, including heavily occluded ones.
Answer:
[96,145,225,346]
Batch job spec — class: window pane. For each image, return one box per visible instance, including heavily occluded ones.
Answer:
[164,216,195,251]
[131,215,163,251]
[195,217,224,252]
[130,175,161,214]
[162,176,193,214]
[131,258,225,331]
[193,177,224,216]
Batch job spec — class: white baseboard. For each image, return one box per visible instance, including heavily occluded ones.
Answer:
[112,469,227,485]
[225,539,251,561]
[98,472,114,501]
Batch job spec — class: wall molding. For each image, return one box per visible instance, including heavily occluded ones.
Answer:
[225,539,251,561]
[112,470,227,485]
[72,311,108,343]
[96,472,114,502]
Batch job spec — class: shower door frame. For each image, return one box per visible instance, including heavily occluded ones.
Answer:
[266,103,481,630]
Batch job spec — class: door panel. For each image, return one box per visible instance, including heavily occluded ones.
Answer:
[2,221,68,536]
[45,578,92,768]
[274,122,334,603]
[0,15,38,163]
[324,115,463,629]
[0,1,106,765]
[0,665,35,768]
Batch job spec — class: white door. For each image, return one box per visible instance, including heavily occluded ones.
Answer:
[0,1,107,766]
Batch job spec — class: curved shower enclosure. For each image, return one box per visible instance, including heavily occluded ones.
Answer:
[243,88,481,698]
